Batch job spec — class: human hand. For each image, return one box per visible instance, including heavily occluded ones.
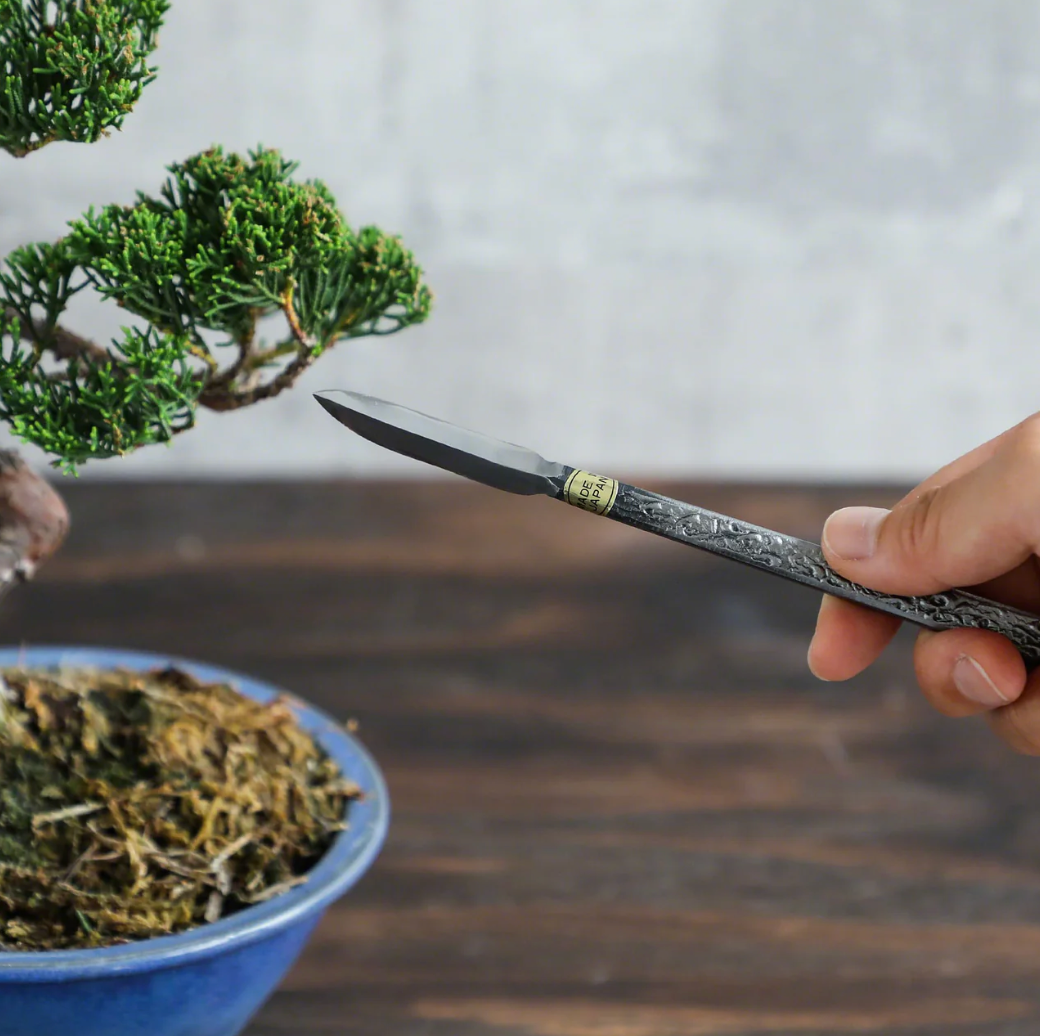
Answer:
[807,416,1040,754]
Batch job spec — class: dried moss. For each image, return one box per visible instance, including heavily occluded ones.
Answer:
[0,665,357,950]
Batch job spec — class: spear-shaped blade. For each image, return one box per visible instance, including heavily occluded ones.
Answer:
[314,390,566,496]
[313,389,1040,670]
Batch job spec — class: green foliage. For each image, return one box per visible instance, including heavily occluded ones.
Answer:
[0,321,199,473]
[67,147,431,344]
[0,5,433,471]
[0,147,433,470]
[1,0,169,156]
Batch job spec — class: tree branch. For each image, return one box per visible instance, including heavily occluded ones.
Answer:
[280,281,315,351]
[4,306,110,364]
[197,350,320,411]
[196,286,320,412]
[198,310,259,395]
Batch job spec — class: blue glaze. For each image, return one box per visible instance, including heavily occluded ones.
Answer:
[0,647,390,1036]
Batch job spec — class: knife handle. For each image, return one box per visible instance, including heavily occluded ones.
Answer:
[553,468,1040,670]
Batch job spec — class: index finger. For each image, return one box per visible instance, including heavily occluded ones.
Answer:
[893,418,1027,508]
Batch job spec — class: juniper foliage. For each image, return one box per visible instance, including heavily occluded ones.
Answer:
[0,3,432,474]
[0,147,432,472]
[0,0,169,156]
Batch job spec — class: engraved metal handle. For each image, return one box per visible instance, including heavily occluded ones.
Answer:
[554,469,1040,670]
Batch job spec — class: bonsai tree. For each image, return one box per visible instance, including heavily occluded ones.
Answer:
[0,0,431,950]
[0,0,432,591]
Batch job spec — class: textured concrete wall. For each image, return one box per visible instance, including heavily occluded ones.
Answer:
[3,0,1040,479]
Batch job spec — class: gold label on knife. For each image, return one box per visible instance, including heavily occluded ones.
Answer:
[563,470,619,515]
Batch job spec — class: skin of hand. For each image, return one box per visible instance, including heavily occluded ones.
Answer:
[807,414,1040,755]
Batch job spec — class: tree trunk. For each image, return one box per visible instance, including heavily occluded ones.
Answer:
[0,450,69,602]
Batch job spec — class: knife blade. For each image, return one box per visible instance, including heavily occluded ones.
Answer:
[314,389,1040,669]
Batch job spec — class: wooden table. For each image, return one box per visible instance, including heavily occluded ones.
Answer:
[9,480,1040,1036]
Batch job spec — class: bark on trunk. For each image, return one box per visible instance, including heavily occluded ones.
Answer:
[0,450,69,601]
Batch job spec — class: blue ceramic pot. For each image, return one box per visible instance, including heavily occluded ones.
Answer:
[0,647,390,1036]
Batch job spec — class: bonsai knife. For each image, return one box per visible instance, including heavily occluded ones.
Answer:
[314,390,1040,670]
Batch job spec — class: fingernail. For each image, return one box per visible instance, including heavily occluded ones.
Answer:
[953,655,1009,708]
[822,507,889,561]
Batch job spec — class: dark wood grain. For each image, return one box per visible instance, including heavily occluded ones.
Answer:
[9,479,1040,1036]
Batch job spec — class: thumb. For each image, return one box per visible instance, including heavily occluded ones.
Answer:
[821,444,1040,596]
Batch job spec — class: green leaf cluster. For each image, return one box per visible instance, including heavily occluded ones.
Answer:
[69,147,431,345]
[0,321,198,472]
[0,147,432,471]
[1,0,169,156]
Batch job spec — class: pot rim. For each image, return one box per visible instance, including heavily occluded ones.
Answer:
[0,645,390,980]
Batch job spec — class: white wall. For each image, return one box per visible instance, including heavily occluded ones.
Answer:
[3,0,1040,480]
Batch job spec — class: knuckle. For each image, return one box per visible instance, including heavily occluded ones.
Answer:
[999,418,1040,542]
[893,486,944,562]
[1008,415,1040,466]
